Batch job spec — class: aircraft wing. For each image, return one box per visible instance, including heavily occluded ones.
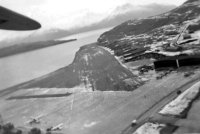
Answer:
[57,123,63,127]
[0,6,41,30]
[29,117,34,119]
[24,120,31,125]
[52,123,63,130]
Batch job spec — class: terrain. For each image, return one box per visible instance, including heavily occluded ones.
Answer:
[70,3,176,34]
[96,0,200,133]
[1,69,200,134]
[97,0,200,71]
[0,43,143,96]
[1,0,200,134]
[0,3,176,46]
[0,39,77,58]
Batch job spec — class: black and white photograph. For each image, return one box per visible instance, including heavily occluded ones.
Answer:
[0,0,200,134]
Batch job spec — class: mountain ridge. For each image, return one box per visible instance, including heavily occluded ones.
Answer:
[0,3,176,46]
[97,0,200,44]
[1,43,143,96]
[70,3,176,33]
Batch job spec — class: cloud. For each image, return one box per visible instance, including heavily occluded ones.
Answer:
[0,0,186,29]
[0,0,186,44]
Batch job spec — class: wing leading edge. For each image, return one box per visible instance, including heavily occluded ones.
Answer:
[0,6,41,31]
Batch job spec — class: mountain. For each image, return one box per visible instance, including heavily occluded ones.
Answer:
[1,1,200,134]
[70,3,176,33]
[97,0,200,44]
[0,3,176,47]
[1,43,143,96]
[106,3,176,22]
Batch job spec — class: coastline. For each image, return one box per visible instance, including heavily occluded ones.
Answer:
[0,39,77,58]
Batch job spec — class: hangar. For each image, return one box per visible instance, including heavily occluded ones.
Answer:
[154,54,200,70]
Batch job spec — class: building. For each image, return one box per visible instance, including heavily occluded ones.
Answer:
[183,34,191,39]
[154,54,200,70]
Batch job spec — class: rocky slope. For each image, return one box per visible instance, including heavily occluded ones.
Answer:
[97,0,200,44]
[95,0,200,86]
[1,43,143,96]
[96,0,200,70]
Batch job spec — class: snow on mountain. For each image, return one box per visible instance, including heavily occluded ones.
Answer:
[0,9,106,46]
[54,9,107,30]
[105,3,176,21]
[0,3,176,47]
[107,3,136,18]
[98,0,200,44]
[55,2,175,30]
[70,3,176,33]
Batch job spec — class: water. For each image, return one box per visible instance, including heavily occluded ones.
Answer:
[0,27,112,90]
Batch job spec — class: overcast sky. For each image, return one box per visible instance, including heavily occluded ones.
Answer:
[0,0,187,15]
[0,0,188,46]
[0,0,187,13]
[0,0,186,28]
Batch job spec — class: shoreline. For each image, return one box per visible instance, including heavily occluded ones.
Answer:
[0,39,77,58]
[0,41,97,91]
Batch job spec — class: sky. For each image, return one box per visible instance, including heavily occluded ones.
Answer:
[0,0,187,44]
[0,0,186,29]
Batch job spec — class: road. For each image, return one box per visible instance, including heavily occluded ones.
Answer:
[173,23,190,46]
[120,76,200,134]
[7,93,72,100]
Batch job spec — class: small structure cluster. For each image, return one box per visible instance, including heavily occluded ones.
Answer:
[138,65,154,74]
[156,70,172,80]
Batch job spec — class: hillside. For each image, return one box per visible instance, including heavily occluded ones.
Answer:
[2,0,200,134]
[97,0,200,44]
[93,0,200,133]
[0,43,143,97]
[0,3,175,47]
[2,67,200,134]
[70,3,176,33]
[96,0,200,71]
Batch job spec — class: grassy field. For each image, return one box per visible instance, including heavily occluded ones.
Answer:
[1,69,200,134]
